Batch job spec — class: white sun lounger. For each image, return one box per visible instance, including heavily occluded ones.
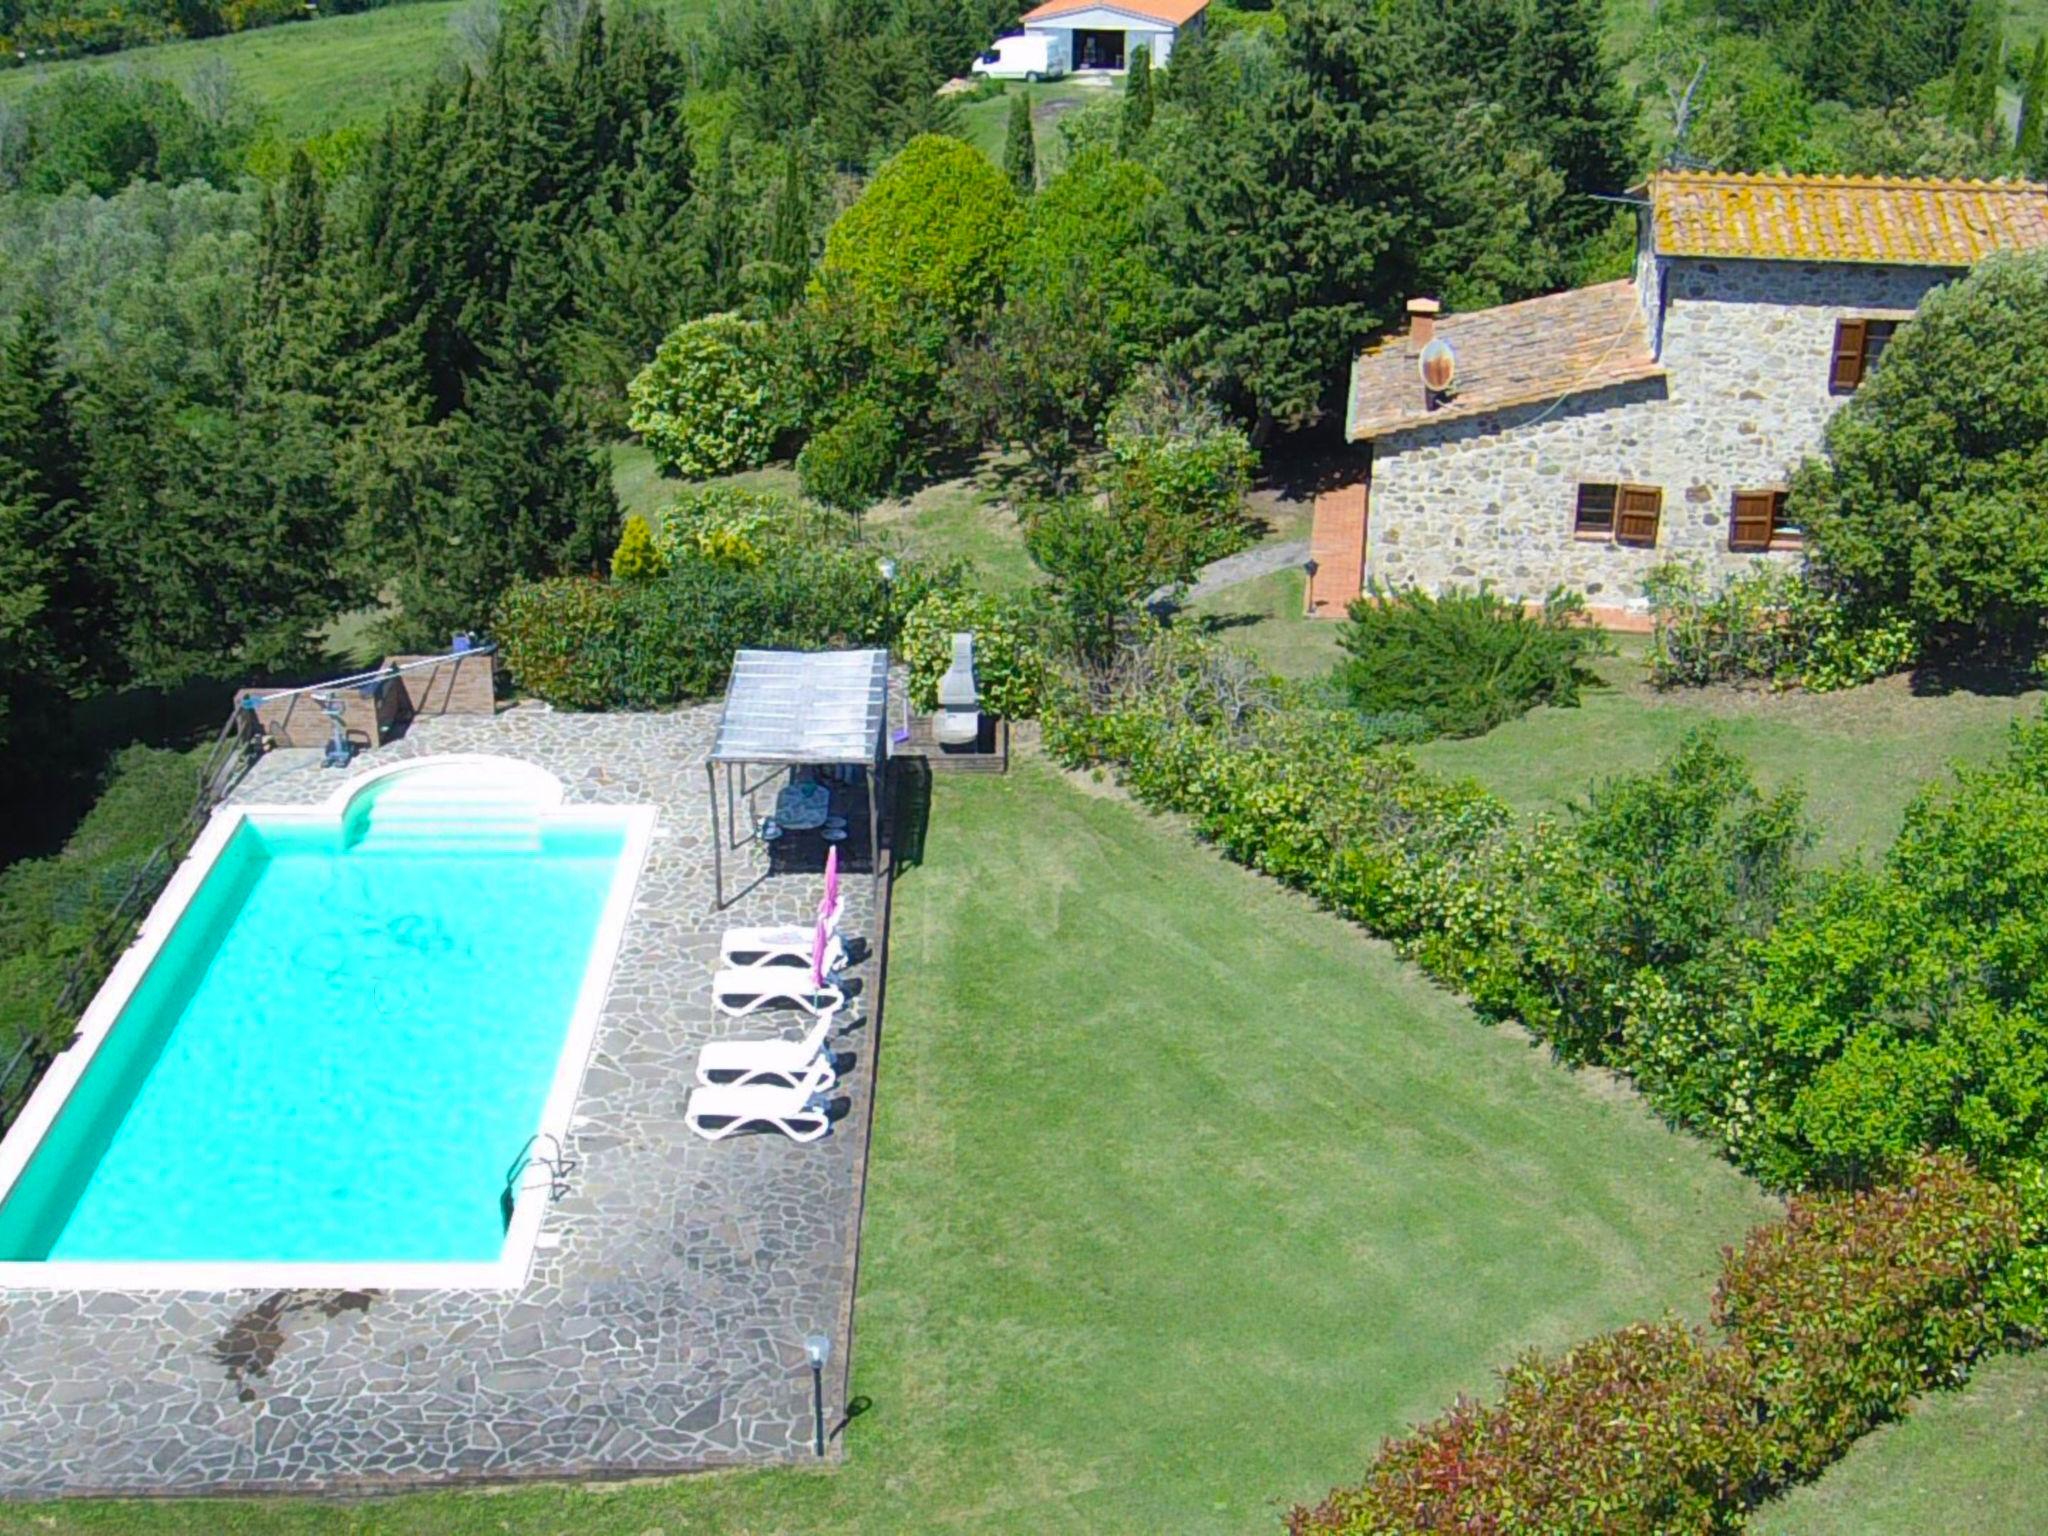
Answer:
[711,965,844,1018]
[696,1011,839,1090]
[720,924,847,972]
[685,1065,835,1143]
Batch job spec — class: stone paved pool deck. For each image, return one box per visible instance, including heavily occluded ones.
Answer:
[0,705,890,1496]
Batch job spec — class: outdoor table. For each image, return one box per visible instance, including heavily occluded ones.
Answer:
[775,779,831,831]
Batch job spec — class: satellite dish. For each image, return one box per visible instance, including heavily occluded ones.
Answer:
[1418,337,1457,395]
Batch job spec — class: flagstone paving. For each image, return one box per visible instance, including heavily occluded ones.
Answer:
[0,704,887,1495]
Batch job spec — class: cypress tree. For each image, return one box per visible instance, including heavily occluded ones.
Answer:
[1003,92,1036,193]
[2022,36,2048,173]
[1119,43,1153,152]
[1946,0,2001,139]
[765,138,815,308]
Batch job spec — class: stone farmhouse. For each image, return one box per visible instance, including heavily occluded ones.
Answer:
[1305,172,2048,629]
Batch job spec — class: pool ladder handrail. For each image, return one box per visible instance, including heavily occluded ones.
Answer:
[500,1132,576,1228]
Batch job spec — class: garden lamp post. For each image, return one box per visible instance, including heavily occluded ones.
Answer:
[805,1333,832,1457]
[1303,556,1318,617]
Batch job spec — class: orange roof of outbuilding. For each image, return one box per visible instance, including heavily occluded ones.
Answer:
[1648,170,2048,266]
[1021,0,1209,25]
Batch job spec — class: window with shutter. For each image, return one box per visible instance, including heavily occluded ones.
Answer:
[1615,485,1662,546]
[1730,491,1776,551]
[1731,489,1797,551]
[1830,319,1867,393]
[1573,483,1617,538]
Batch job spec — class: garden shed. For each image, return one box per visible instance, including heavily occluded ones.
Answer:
[1019,0,1208,71]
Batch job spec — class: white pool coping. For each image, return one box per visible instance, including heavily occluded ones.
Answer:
[0,754,657,1291]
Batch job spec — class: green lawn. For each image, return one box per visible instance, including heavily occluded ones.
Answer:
[957,75,1122,180]
[1189,568,1344,680]
[613,442,1039,590]
[864,473,1037,589]
[1753,1350,2048,1534]
[0,3,468,144]
[1418,651,2044,863]
[0,0,716,146]
[0,757,1777,1534]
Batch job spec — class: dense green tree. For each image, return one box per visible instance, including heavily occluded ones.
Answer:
[1025,489,1208,662]
[1506,0,1638,246]
[0,72,241,196]
[943,268,1124,490]
[1157,0,1428,430]
[1798,252,2048,648]
[1003,93,1036,193]
[819,134,1023,326]
[400,281,618,645]
[1010,148,1168,366]
[0,304,104,691]
[1119,43,1154,153]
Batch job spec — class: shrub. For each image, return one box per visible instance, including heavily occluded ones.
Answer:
[1735,713,2048,1185]
[493,577,630,711]
[626,313,781,480]
[653,484,850,571]
[1335,585,1605,738]
[1521,729,1810,1070]
[1287,1322,1769,1536]
[609,515,663,582]
[1645,561,1918,691]
[1104,371,1257,567]
[797,401,902,518]
[1715,1152,2024,1482]
[899,587,1051,721]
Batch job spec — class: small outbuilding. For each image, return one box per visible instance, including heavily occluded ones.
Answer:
[1020,0,1208,72]
[706,648,892,910]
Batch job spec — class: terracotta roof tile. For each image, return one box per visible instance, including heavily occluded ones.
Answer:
[1649,171,2048,265]
[1022,0,1209,24]
[1346,281,1660,442]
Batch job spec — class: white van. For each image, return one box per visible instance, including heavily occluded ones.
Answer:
[971,34,1066,82]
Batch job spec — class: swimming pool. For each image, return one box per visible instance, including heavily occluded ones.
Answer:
[0,756,655,1289]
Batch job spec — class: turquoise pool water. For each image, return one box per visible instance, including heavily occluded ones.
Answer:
[0,809,626,1264]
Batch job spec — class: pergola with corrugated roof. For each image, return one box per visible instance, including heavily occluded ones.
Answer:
[707,648,891,909]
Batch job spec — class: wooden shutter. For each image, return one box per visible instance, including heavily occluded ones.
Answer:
[1615,485,1662,546]
[1730,491,1775,551]
[1831,320,1867,392]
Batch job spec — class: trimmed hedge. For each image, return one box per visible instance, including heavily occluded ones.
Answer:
[1290,1155,2031,1535]
[1288,1322,1767,1536]
[497,550,938,711]
[1717,1153,2024,1482]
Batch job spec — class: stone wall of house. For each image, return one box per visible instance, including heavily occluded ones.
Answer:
[1362,258,1957,619]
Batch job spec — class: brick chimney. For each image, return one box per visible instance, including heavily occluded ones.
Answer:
[1405,297,1441,356]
